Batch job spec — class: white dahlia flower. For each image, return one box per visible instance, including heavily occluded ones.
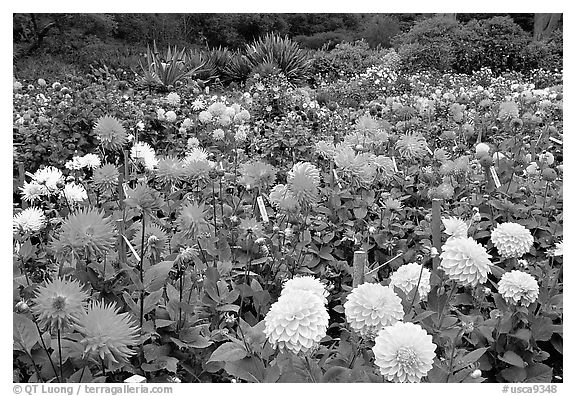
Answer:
[264,290,329,354]
[344,283,404,339]
[62,182,88,203]
[490,222,534,258]
[442,217,469,239]
[497,270,539,306]
[281,276,328,305]
[373,322,437,383]
[389,263,431,302]
[439,237,492,287]
[13,207,47,233]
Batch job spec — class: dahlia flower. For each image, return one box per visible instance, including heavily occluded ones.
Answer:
[178,202,210,238]
[239,161,277,190]
[281,276,328,305]
[124,183,164,213]
[165,92,180,105]
[182,159,213,182]
[62,182,88,203]
[439,237,492,287]
[165,110,177,123]
[183,147,209,164]
[51,208,117,260]
[31,277,89,331]
[208,102,227,117]
[373,156,396,182]
[212,128,225,140]
[13,207,46,234]
[373,322,437,383]
[234,126,248,142]
[82,154,101,170]
[497,270,539,306]
[390,263,431,302]
[75,301,140,367]
[264,290,329,354]
[395,133,429,160]
[153,156,184,187]
[498,101,520,120]
[442,217,468,239]
[198,111,212,123]
[287,162,321,206]
[552,241,563,257]
[20,181,45,203]
[191,99,205,111]
[344,283,404,339]
[269,184,298,212]
[33,166,63,194]
[490,222,534,258]
[92,164,119,192]
[94,116,127,151]
[238,218,264,238]
[333,146,377,187]
[475,143,490,157]
[314,140,337,159]
[187,137,200,149]
[129,221,168,261]
[131,142,158,170]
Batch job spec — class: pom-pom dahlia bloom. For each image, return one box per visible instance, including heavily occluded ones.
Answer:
[13,207,46,234]
[264,290,329,354]
[442,217,468,239]
[269,184,298,212]
[490,222,534,258]
[287,162,321,206]
[281,276,328,305]
[497,270,539,306]
[373,322,437,383]
[75,301,140,367]
[32,278,89,331]
[344,283,404,338]
[439,237,492,287]
[390,263,431,302]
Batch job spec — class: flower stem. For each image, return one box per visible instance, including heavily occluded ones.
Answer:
[57,328,64,382]
[139,212,146,329]
[35,323,59,382]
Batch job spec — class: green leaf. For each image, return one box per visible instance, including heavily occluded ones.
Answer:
[525,363,553,383]
[143,289,164,315]
[322,366,350,383]
[511,328,531,342]
[499,351,525,368]
[144,261,173,292]
[224,357,265,383]
[453,347,489,372]
[531,317,554,341]
[13,313,40,354]
[501,366,527,382]
[208,342,247,363]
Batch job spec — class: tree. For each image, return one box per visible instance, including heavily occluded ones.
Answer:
[533,13,562,41]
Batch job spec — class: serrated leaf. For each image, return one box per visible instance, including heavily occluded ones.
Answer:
[13,313,40,354]
[208,342,247,363]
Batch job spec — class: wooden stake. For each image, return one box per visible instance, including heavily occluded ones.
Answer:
[353,251,367,287]
[431,199,442,272]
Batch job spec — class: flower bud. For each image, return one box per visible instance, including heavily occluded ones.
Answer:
[15,300,29,314]
[470,369,482,379]
[542,168,557,182]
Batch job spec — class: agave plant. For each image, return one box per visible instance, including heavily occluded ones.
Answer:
[138,41,205,91]
[223,51,253,83]
[191,47,233,83]
[245,34,312,83]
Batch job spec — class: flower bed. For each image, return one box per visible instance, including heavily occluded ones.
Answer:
[13,64,563,383]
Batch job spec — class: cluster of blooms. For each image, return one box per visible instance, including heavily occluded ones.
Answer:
[264,276,329,354]
[31,277,140,368]
[20,166,64,203]
[131,141,158,170]
[343,274,436,382]
[65,153,101,171]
